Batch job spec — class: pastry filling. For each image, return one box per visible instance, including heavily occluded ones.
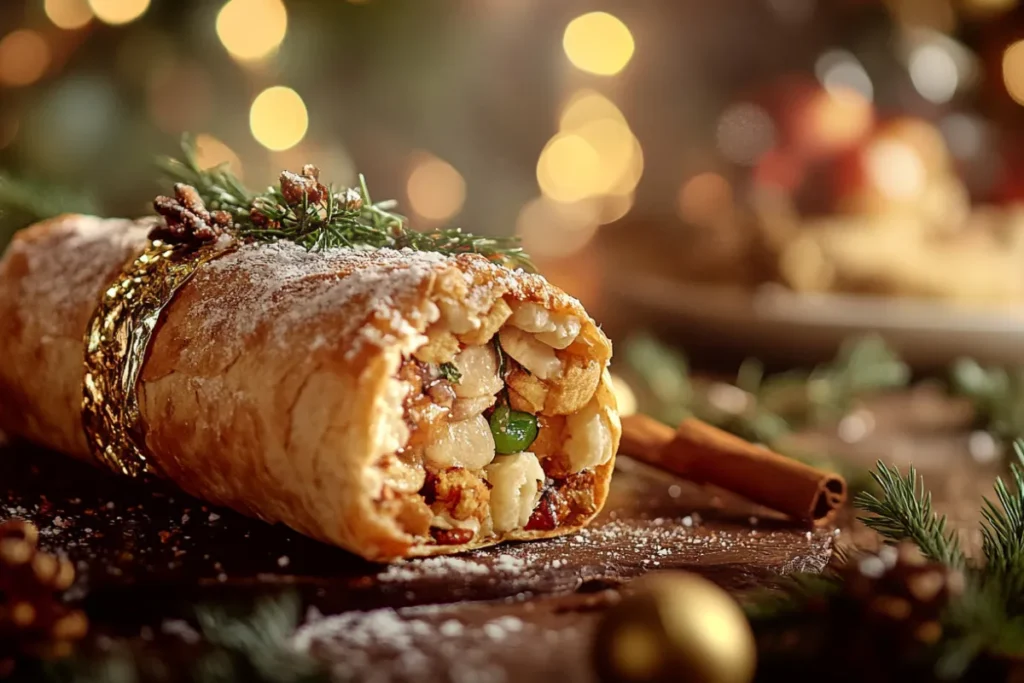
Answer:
[371,297,615,546]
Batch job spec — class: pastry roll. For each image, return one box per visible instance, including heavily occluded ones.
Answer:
[0,214,620,561]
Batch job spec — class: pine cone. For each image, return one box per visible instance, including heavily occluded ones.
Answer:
[841,543,961,647]
[280,165,327,206]
[0,520,87,676]
[151,183,233,247]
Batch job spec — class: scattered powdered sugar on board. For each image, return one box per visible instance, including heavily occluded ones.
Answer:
[293,602,588,683]
[375,552,533,583]
[373,516,831,590]
[377,555,508,582]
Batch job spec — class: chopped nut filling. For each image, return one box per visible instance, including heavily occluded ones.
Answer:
[372,297,612,546]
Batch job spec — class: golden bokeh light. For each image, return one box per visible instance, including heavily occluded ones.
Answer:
[677,172,733,225]
[803,86,873,153]
[406,153,466,222]
[609,134,644,196]
[562,12,634,76]
[249,86,308,151]
[88,0,151,25]
[0,31,51,87]
[45,0,94,29]
[540,92,644,203]
[864,139,927,201]
[536,133,603,203]
[600,192,634,224]
[516,196,600,260]
[578,118,636,190]
[1004,40,1024,105]
[560,89,626,129]
[194,134,244,180]
[216,0,288,62]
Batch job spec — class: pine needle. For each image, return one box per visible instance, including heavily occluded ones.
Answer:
[194,592,325,683]
[980,442,1024,577]
[158,135,534,271]
[855,461,966,567]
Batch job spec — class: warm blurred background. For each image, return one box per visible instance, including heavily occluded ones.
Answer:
[4,0,1024,367]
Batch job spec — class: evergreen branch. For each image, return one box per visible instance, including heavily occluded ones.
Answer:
[980,442,1024,577]
[938,574,1024,679]
[157,135,535,271]
[949,358,1024,442]
[37,592,325,683]
[855,462,966,567]
[194,592,325,683]
[744,572,842,622]
[157,135,252,215]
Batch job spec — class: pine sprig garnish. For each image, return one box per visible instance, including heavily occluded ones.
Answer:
[855,462,966,567]
[37,592,325,683]
[980,443,1024,578]
[157,135,534,271]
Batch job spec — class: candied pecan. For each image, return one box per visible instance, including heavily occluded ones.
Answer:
[525,486,570,532]
[539,452,573,479]
[249,206,278,230]
[151,183,232,246]
[280,166,327,206]
[563,470,598,518]
[431,528,475,545]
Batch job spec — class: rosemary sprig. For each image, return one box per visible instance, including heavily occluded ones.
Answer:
[159,135,534,271]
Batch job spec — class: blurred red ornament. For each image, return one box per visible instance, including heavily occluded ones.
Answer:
[753,147,805,192]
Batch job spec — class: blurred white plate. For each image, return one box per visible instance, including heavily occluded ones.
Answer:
[606,272,1024,368]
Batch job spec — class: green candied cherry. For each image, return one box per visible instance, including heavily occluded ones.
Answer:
[489,404,539,454]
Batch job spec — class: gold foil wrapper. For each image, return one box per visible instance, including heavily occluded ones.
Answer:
[82,240,225,477]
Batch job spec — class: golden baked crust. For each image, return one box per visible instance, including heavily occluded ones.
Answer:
[0,215,150,457]
[0,215,620,561]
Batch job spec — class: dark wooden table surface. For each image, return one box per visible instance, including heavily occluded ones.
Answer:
[0,384,998,681]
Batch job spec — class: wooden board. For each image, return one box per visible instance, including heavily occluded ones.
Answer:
[0,438,833,680]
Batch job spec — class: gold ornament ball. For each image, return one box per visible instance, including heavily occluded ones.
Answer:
[592,572,756,683]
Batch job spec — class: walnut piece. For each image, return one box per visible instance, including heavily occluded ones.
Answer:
[426,467,491,523]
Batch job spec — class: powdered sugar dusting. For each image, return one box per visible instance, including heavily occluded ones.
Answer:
[5,216,151,337]
[181,243,466,365]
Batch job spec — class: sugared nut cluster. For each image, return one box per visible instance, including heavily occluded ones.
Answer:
[151,183,233,246]
[280,165,328,206]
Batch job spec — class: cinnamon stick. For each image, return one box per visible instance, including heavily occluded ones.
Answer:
[620,414,846,526]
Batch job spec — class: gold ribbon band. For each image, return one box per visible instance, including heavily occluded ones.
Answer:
[82,240,226,477]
